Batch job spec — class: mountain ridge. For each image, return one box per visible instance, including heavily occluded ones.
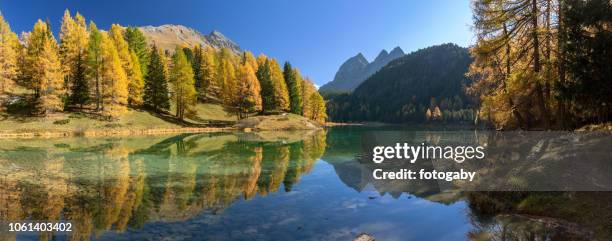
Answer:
[137,24,241,53]
[319,47,405,94]
[327,43,474,123]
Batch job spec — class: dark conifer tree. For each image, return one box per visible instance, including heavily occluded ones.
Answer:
[68,54,89,108]
[283,62,302,114]
[124,27,149,77]
[144,45,170,112]
[256,60,274,113]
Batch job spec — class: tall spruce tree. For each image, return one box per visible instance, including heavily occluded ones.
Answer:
[192,45,203,91]
[124,27,149,77]
[144,45,170,112]
[68,53,89,107]
[283,62,303,114]
[256,59,274,113]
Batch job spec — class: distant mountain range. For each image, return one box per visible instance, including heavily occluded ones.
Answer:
[327,43,473,123]
[319,47,405,94]
[137,24,241,53]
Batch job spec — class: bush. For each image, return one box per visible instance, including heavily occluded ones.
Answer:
[104,123,122,128]
[53,119,70,125]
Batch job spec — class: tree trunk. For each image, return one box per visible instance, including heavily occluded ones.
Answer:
[503,23,526,129]
[544,0,552,104]
[556,0,568,129]
[531,0,550,130]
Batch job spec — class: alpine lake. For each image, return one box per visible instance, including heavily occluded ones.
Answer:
[0,126,610,241]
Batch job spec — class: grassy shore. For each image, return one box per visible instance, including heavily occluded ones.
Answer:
[0,103,328,138]
[0,103,236,138]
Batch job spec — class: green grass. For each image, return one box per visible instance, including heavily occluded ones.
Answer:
[0,103,234,135]
[192,103,236,121]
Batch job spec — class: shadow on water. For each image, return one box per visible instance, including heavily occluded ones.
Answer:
[0,127,610,240]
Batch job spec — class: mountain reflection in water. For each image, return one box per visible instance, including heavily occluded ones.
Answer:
[0,127,609,241]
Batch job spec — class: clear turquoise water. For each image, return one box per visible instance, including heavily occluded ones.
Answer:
[0,127,605,241]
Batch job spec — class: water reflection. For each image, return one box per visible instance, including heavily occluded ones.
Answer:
[0,127,610,240]
[323,127,612,240]
[0,131,326,241]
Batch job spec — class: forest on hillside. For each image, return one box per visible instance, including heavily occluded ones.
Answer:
[326,44,475,123]
[0,10,327,124]
[327,0,611,129]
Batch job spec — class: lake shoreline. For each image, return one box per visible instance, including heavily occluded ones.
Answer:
[0,126,236,139]
[0,113,327,139]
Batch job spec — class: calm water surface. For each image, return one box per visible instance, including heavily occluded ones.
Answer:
[0,127,608,241]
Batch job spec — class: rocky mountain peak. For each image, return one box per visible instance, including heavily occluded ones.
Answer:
[350,53,369,65]
[319,47,406,94]
[374,50,389,62]
[390,46,404,56]
[137,24,241,54]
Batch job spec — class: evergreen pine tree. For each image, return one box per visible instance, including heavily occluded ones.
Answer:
[144,45,170,112]
[256,59,274,113]
[68,53,89,107]
[283,62,303,114]
[192,45,203,91]
[124,27,149,77]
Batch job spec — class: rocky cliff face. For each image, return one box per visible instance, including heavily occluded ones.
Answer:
[319,47,405,94]
[138,24,241,54]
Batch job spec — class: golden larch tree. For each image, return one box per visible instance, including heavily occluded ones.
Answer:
[100,32,128,119]
[36,32,65,114]
[169,47,197,121]
[0,12,19,95]
[109,24,142,106]
[129,50,144,105]
[25,20,65,114]
[269,59,290,111]
[199,45,219,102]
[59,10,89,86]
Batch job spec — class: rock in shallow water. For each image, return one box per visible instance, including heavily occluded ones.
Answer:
[353,233,375,241]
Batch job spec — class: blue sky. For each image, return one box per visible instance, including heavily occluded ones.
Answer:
[0,0,474,86]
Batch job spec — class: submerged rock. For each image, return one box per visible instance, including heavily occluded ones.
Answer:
[353,233,375,241]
